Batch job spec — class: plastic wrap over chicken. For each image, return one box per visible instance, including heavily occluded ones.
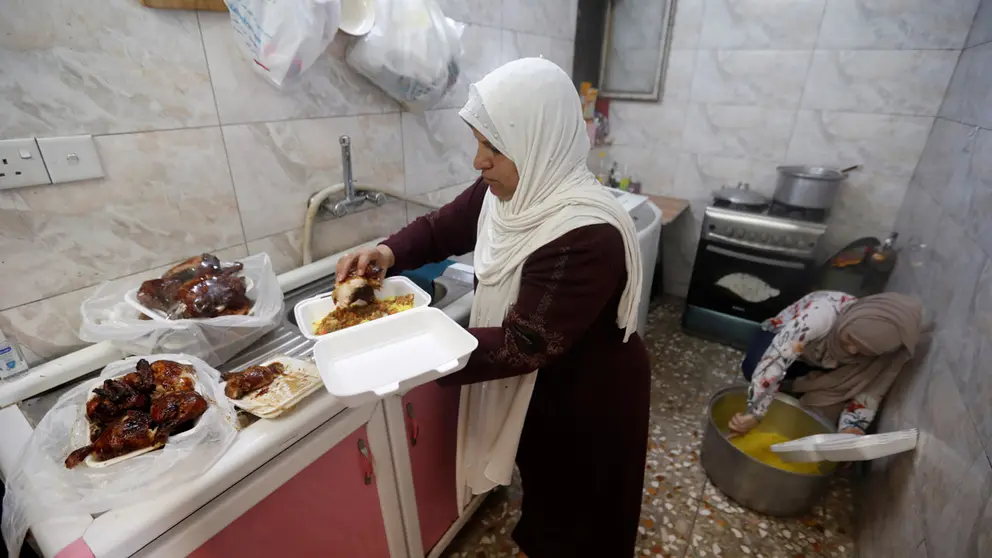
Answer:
[1,355,237,557]
[78,252,284,366]
[137,254,252,319]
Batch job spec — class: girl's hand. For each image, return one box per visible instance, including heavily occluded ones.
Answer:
[336,245,395,283]
[729,413,759,435]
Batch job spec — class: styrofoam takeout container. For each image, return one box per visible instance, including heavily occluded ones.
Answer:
[771,429,918,463]
[314,307,478,407]
[226,356,323,419]
[125,275,256,322]
[82,359,203,468]
[294,276,431,341]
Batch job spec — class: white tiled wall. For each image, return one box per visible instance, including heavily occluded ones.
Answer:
[864,3,992,553]
[0,0,577,365]
[603,0,979,296]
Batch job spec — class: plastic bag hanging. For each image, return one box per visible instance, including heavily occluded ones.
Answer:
[78,252,284,367]
[224,0,342,88]
[346,0,465,111]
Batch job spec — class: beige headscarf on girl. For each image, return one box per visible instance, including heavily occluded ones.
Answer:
[792,292,924,421]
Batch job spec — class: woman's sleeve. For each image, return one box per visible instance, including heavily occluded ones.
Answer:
[747,296,836,418]
[381,177,487,273]
[437,224,626,387]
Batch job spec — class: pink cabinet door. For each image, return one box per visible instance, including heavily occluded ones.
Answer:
[402,382,461,553]
[189,425,391,558]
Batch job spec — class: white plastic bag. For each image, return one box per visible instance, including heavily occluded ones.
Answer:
[224,0,341,88]
[346,0,464,111]
[79,253,284,367]
[1,354,238,556]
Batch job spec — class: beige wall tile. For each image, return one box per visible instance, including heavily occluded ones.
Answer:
[402,109,478,195]
[224,113,404,242]
[682,104,796,160]
[0,0,217,137]
[817,0,980,49]
[247,202,408,274]
[786,110,933,178]
[698,0,826,50]
[691,50,811,109]
[0,128,243,310]
[802,50,959,117]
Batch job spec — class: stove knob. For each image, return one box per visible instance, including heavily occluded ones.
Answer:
[725,227,736,237]
[759,232,769,242]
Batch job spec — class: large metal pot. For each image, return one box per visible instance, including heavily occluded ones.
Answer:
[773,165,858,210]
[700,387,838,516]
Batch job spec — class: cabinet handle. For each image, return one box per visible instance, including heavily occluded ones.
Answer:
[406,403,419,447]
[358,438,373,486]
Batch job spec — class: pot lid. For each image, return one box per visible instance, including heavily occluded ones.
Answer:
[712,182,769,206]
[776,165,849,181]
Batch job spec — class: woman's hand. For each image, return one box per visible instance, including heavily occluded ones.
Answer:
[336,245,395,283]
[728,413,760,435]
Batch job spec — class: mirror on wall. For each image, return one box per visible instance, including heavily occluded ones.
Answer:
[598,0,677,101]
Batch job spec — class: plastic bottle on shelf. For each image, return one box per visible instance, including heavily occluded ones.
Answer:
[0,329,29,379]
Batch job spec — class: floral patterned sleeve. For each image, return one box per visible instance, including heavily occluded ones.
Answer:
[838,393,878,433]
[746,293,840,418]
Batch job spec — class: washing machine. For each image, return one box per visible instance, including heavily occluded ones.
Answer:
[610,190,662,335]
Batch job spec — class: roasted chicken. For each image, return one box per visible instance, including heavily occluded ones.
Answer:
[136,253,250,319]
[142,359,196,394]
[66,358,212,469]
[86,379,151,427]
[150,391,208,432]
[222,362,285,399]
[65,411,165,469]
[332,266,383,308]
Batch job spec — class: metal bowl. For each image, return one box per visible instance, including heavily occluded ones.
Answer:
[700,386,838,516]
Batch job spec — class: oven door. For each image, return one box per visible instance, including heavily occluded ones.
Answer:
[686,239,813,323]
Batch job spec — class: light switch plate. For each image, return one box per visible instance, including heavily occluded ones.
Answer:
[0,138,52,190]
[37,135,105,184]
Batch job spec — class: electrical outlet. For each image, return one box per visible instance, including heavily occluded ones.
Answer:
[37,135,105,184]
[0,139,52,191]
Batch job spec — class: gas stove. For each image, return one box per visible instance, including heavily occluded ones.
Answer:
[702,206,827,259]
[682,199,830,349]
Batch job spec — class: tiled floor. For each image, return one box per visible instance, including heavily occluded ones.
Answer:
[443,298,857,558]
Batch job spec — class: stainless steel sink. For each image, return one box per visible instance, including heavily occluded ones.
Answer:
[17,269,474,429]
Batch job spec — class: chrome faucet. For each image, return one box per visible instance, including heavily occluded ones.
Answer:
[315,135,388,218]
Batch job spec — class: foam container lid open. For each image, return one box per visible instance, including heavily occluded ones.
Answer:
[313,307,478,406]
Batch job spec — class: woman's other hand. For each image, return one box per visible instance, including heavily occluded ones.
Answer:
[839,427,865,436]
[336,245,395,283]
[728,413,759,435]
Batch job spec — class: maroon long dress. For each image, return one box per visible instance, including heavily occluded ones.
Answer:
[382,178,651,558]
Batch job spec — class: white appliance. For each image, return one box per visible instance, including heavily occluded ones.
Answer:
[611,190,662,335]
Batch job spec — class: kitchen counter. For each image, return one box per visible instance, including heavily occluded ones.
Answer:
[645,194,690,226]
[0,249,475,558]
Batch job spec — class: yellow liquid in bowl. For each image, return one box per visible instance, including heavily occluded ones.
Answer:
[730,431,823,475]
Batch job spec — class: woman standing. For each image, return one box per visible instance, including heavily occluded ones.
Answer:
[729,291,924,436]
[337,58,650,557]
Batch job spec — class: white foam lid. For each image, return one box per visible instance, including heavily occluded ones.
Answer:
[771,429,918,462]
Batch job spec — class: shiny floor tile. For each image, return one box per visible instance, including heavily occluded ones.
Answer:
[443,298,857,558]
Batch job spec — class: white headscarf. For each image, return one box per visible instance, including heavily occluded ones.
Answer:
[453,58,643,507]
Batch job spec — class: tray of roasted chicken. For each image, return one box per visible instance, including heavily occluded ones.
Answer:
[293,274,431,341]
[126,253,256,321]
[221,356,323,419]
[65,359,212,469]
